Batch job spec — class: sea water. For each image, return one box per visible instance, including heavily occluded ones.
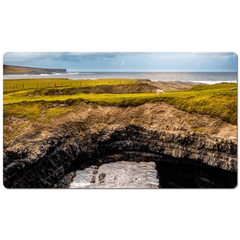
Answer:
[69,161,159,189]
[3,72,237,84]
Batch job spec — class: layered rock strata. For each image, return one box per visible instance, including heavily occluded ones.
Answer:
[3,123,237,188]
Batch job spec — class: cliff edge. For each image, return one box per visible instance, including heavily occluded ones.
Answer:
[3,65,66,75]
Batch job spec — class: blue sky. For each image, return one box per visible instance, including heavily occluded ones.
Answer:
[3,52,237,72]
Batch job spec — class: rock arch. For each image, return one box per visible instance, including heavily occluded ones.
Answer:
[3,123,237,188]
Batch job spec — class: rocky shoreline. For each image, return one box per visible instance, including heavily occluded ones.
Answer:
[3,120,237,188]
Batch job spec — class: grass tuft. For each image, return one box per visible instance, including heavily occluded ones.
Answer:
[92,103,98,109]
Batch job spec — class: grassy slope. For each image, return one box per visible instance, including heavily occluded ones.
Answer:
[3,80,237,125]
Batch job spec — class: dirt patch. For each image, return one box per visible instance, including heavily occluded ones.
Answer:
[43,83,158,95]
[3,102,237,144]
[148,80,205,91]
[64,103,236,141]
[45,89,75,95]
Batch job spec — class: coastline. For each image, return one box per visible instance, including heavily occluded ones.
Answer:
[3,78,237,188]
[3,71,237,85]
[3,64,66,75]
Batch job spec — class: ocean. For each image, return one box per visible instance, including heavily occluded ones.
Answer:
[3,72,237,84]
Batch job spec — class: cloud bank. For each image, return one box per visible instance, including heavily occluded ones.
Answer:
[3,52,237,72]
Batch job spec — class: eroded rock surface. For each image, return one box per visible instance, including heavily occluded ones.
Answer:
[3,121,237,188]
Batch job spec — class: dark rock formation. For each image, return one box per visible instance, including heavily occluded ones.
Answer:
[156,159,237,188]
[3,122,237,188]
[53,171,76,188]
[99,173,106,183]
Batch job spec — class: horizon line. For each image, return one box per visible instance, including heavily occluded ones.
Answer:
[3,64,237,73]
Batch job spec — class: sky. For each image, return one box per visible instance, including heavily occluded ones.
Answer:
[3,52,237,72]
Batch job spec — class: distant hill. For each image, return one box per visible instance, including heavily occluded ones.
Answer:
[3,65,67,75]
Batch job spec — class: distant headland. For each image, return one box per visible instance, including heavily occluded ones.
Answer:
[3,65,67,75]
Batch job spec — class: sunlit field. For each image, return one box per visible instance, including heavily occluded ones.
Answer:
[3,79,237,125]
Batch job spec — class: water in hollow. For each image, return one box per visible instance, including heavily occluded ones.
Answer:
[65,159,237,189]
[54,152,237,189]
[69,161,159,188]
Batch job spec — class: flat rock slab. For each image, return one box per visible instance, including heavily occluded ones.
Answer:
[69,161,159,189]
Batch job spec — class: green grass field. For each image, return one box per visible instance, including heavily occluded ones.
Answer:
[3,79,237,125]
[3,78,139,92]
